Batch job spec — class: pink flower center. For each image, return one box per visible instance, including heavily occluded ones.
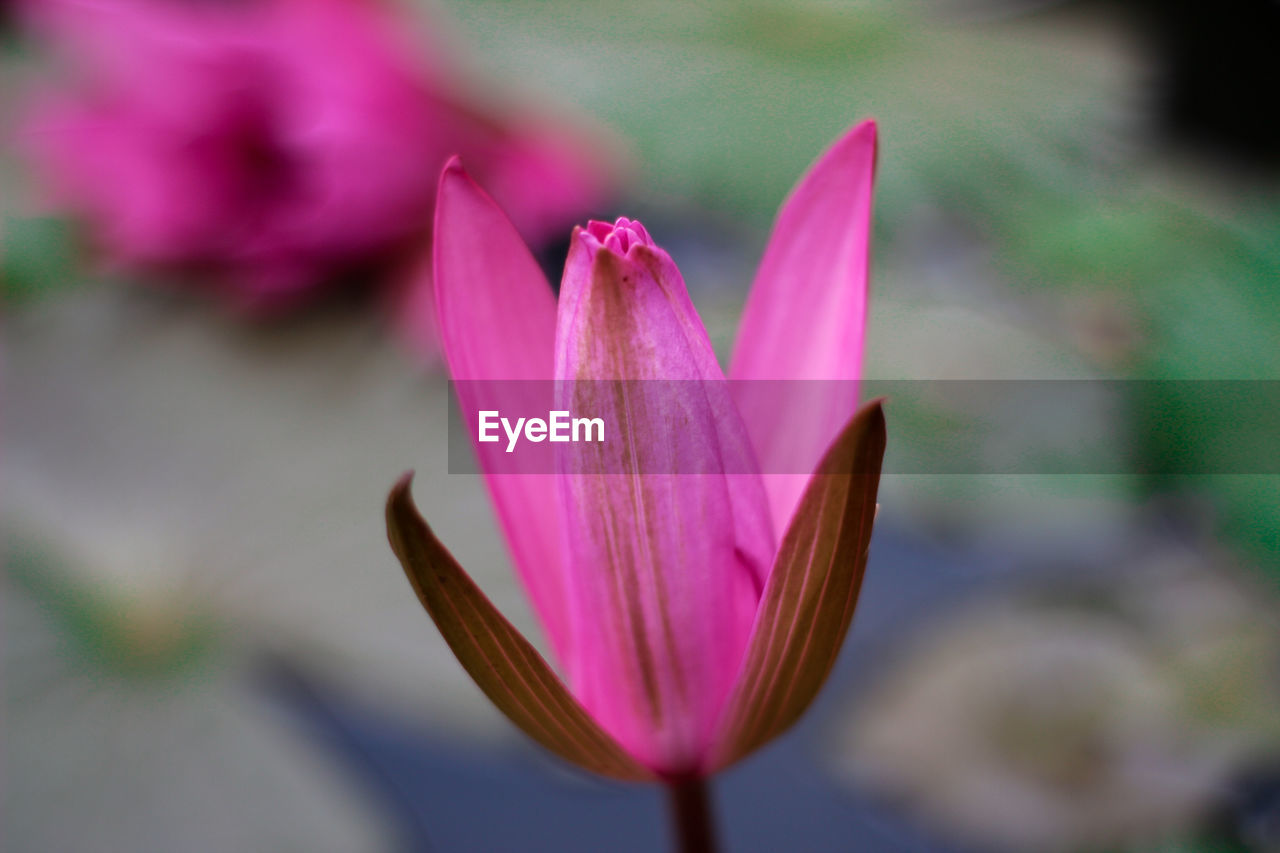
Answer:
[584,216,655,257]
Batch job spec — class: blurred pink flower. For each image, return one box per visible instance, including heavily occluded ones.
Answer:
[20,0,613,318]
[388,121,883,782]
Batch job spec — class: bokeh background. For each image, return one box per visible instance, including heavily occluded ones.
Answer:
[3,1,1279,851]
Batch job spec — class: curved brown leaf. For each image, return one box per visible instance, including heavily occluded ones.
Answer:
[708,399,886,770]
[386,474,655,782]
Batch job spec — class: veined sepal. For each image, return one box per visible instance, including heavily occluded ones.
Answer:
[386,474,655,782]
[708,399,886,771]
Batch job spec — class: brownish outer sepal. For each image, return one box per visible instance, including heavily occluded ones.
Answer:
[709,399,886,770]
[386,474,655,782]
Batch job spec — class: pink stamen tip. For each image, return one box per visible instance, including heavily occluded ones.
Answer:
[583,216,656,258]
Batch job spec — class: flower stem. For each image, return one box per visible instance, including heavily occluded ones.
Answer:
[665,777,719,853]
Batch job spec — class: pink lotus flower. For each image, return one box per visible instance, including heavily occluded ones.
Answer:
[19,0,611,313]
[387,121,883,802]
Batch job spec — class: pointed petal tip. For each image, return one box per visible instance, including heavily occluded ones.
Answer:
[827,398,887,476]
[441,154,466,178]
[863,396,887,428]
[435,156,479,204]
[830,118,878,163]
[385,472,419,551]
[860,119,880,166]
[388,470,416,507]
[433,157,476,239]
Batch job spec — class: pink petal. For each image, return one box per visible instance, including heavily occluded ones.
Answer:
[432,158,572,663]
[553,220,773,774]
[729,120,878,535]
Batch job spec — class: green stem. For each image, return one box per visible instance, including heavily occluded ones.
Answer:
[665,777,719,853]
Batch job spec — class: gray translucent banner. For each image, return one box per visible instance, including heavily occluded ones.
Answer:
[444,380,1280,475]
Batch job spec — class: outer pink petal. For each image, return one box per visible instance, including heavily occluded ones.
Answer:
[729,120,878,535]
[552,224,773,774]
[432,159,571,662]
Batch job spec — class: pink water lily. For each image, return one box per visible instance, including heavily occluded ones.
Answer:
[20,0,611,314]
[387,121,883,793]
